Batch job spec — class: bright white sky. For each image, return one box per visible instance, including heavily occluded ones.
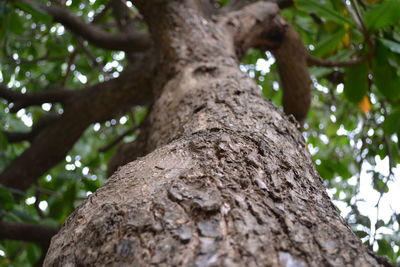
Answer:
[331,157,400,247]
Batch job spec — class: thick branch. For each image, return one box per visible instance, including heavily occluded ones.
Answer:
[0,59,153,191]
[110,0,131,30]
[222,2,311,124]
[220,2,281,58]
[272,24,311,125]
[0,221,58,246]
[0,84,73,113]
[9,0,152,52]
[3,131,32,143]
[3,114,60,143]
[306,1,374,69]
[186,0,218,18]
[269,0,294,8]
[222,0,293,13]
[307,39,375,67]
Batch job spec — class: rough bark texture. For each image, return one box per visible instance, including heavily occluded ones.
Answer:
[45,1,382,266]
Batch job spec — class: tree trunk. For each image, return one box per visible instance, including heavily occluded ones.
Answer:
[44,1,383,266]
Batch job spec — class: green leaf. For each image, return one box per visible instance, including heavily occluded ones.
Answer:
[375,219,385,230]
[220,0,231,6]
[312,29,346,57]
[394,31,400,43]
[81,177,101,192]
[9,12,25,35]
[372,41,400,100]
[0,186,14,210]
[365,0,400,31]
[316,159,351,180]
[324,47,357,62]
[295,0,355,26]
[373,177,389,193]
[13,2,52,24]
[379,38,400,54]
[344,62,369,103]
[0,2,10,18]
[0,131,8,150]
[377,239,393,256]
[134,106,148,125]
[309,67,332,78]
[357,214,371,228]
[12,210,35,222]
[92,0,107,10]
[26,243,41,264]
[241,49,262,65]
[316,160,334,180]
[384,108,400,135]
[354,230,369,238]
[48,198,64,220]
[33,43,47,58]
[398,131,400,151]
[0,11,7,43]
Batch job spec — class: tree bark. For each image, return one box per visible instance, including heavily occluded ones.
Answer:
[44,1,384,266]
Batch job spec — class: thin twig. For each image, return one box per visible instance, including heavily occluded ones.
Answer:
[62,49,78,86]
[308,0,375,68]
[349,0,366,33]
[307,37,375,67]
[371,101,394,245]
[75,38,106,73]
[99,125,139,153]
[32,185,63,198]
[34,187,45,218]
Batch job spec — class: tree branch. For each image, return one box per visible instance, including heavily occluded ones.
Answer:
[222,0,293,13]
[0,84,73,113]
[110,0,131,30]
[62,49,78,86]
[3,113,60,143]
[272,24,311,125]
[75,38,106,73]
[0,221,58,246]
[0,57,154,192]
[307,0,375,68]
[221,2,310,124]
[220,2,281,58]
[186,0,219,18]
[91,0,112,24]
[4,52,65,65]
[8,0,152,52]
[306,38,376,67]
[99,125,139,153]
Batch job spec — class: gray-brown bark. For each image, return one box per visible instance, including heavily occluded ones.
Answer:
[0,221,58,247]
[45,1,384,266]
